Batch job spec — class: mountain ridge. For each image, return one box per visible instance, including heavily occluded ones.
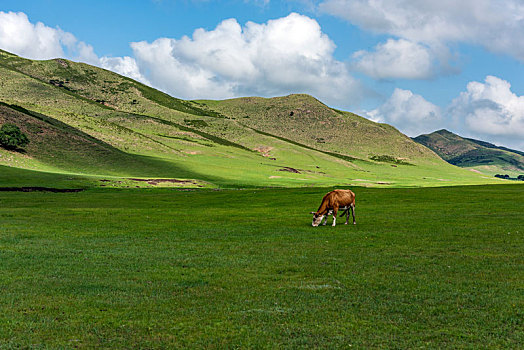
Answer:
[413,129,524,177]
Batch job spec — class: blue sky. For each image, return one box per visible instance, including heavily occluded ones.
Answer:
[1,0,523,150]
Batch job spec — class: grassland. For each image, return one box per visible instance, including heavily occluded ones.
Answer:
[0,49,510,188]
[0,185,522,348]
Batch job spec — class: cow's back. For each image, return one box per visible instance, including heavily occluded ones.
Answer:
[326,189,355,207]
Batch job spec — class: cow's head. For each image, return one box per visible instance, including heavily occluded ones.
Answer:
[310,212,324,227]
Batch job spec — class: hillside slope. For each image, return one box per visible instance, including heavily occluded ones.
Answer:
[199,95,439,164]
[413,129,524,177]
[0,50,503,188]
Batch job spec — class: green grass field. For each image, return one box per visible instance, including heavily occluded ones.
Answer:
[1,185,522,348]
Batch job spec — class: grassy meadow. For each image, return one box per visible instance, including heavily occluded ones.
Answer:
[1,185,522,348]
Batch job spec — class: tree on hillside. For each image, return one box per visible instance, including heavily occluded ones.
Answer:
[0,124,30,150]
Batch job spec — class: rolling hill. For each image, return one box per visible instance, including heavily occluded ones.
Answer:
[413,129,524,177]
[0,49,506,188]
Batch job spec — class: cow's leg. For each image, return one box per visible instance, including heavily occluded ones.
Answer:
[322,211,330,226]
[324,210,335,225]
[332,208,338,226]
[345,207,350,225]
[351,204,356,225]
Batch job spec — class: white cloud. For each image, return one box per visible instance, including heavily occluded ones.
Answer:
[352,39,434,79]
[319,0,524,61]
[0,11,99,65]
[0,11,65,60]
[74,41,100,66]
[320,0,524,81]
[449,76,524,149]
[100,56,150,86]
[320,0,524,60]
[365,88,442,136]
[129,13,363,105]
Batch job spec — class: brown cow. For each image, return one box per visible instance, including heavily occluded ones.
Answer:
[310,189,356,227]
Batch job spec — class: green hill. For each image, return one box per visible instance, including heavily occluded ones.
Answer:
[413,129,524,177]
[198,95,435,161]
[0,49,506,188]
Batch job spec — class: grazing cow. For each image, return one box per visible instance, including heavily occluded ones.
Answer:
[310,189,356,227]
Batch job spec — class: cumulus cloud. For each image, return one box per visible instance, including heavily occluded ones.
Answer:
[320,0,524,79]
[129,13,363,104]
[319,0,524,54]
[100,56,150,85]
[365,88,442,136]
[449,76,524,149]
[352,39,434,79]
[0,11,64,59]
[0,11,98,64]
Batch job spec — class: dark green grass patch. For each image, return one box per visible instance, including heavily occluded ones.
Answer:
[0,186,522,348]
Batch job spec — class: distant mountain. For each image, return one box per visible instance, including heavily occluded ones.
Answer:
[0,49,500,188]
[413,129,524,176]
